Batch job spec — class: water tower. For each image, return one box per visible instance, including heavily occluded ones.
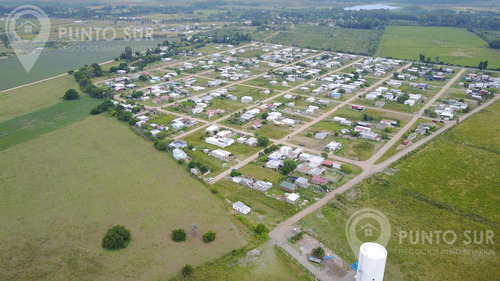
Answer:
[355,242,387,281]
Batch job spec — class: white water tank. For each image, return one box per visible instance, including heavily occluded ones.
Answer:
[355,242,387,281]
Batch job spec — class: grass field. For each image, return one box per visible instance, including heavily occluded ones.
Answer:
[0,75,80,122]
[173,245,313,281]
[377,26,500,69]
[0,115,248,281]
[0,97,101,151]
[270,25,383,55]
[296,101,500,280]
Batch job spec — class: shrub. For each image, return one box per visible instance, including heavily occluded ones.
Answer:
[181,264,193,277]
[202,230,216,243]
[253,223,270,238]
[311,246,325,258]
[340,164,352,174]
[230,170,241,177]
[102,225,131,250]
[172,229,187,242]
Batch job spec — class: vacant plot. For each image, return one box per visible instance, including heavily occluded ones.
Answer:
[377,26,500,69]
[0,75,79,122]
[296,101,500,280]
[176,246,313,281]
[270,25,383,55]
[0,115,247,281]
[0,97,101,151]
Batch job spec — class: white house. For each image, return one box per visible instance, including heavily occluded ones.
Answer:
[172,148,187,160]
[286,193,300,204]
[233,201,251,214]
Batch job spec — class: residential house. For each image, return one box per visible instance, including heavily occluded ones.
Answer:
[210,149,234,162]
[280,181,297,192]
[233,201,251,215]
[311,175,328,186]
[172,148,187,160]
[295,177,309,188]
[286,193,300,204]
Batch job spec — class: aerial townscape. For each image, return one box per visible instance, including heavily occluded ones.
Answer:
[0,0,498,280]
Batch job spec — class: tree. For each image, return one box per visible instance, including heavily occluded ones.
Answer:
[257,136,270,147]
[102,225,131,250]
[260,112,269,119]
[202,230,216,243]
[434,56,440,64]
[138,74,148,82]
[426,56,431,64]
[63,89,80,100]
[478,61,484,70]
[419,53,425,62]
[172,229,187,242]
[181,264,193,277]
[280,159,298,175]
[321,152,328,158]
[311,246,325,258]
[340,164,352,174]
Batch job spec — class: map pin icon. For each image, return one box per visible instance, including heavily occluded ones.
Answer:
[6,5,51,73]
[345,208,391,258]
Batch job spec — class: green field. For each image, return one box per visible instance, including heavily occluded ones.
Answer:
[0,97,101,151]
[0,115,248,280]
[270,25,383,55]
[0,75,80,122]
[296,101,500,280]
[174,246,313,281]
[377,26,500,69]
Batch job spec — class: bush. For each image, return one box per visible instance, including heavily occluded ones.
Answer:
[202,230,216,243]
[63,88,80,100]
[340,164,352,174]
[253,223,270,238]
[230,170,241,177]
[172,229,187,242]
[311,246,325,258]
[102,225,131,250]
[181,264,193,277]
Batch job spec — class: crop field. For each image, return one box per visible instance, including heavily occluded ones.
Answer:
[377,26,500,69]
[0,97,101,151]
[296,101,500,280]
[270,25,383,55]
[0,38,170,91]
[0,115,248,281]
[0,75,80,122]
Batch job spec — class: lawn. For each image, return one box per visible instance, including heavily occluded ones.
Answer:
[295,100,500,280]
[377,26,500,69]
[0,75,80,122]
[0,97,101,151]
[0,115,248,281]
[270,25,383,55]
